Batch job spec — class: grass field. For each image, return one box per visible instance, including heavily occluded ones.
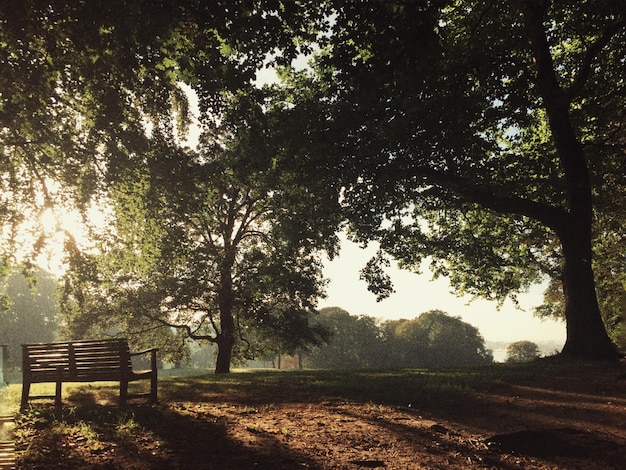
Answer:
[2,360,626,468]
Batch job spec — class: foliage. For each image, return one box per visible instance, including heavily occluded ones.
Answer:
[4,0,624,370]
[306,308,492,369]
[277,0,626,360]
[505,340,542,363]
[0,0,327,296]
[59,117,334,373]
[0,268,58,368]
[0,0,181,266]
[536,195,626,345]
[58,250,192,368]
[0,0,334,374]
[189,342,217,370]
[390,310,493,368]
[306,307,384,369]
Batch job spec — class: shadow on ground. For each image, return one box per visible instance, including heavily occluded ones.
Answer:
[18,397,322,469]
[13,362,626,469]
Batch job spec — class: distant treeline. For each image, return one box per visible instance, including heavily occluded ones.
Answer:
[301,307,493,370]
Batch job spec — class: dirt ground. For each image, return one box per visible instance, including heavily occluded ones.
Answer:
[14,362,626,469]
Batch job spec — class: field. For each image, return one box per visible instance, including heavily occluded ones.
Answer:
[2,359,626,469]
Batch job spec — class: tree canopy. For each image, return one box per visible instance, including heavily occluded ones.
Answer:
[0,0,323,265]
[307,307,492,369]
[2,1,625,366]
[60,94,335,373]
[0,269,58,368]
[2,1,333,373]
[396,310,493,368]
[276,0,626,360]
[505,340,542,363]
[306,307,383,369]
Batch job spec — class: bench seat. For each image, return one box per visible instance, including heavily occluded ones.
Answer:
[21,338,158,409]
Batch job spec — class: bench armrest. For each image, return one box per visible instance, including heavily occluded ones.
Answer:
[130,348,159,357]
[129,348,158,377]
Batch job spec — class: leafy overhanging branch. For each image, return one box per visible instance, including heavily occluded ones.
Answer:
[407,165,570,232]
[565,20,625,101]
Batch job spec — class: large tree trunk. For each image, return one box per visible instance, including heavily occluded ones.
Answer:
[214,305,236,373]
[215,332,234,374]
[519,1,618,361]
[215,253,236,374]
[559,229,618,360]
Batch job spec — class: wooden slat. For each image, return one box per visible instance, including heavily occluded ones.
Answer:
[25,339,132,383]
[0,415,15,470]
[0,440,16,470]
[22,338,157,407]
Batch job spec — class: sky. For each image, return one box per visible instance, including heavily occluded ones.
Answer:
[30,79,566,349]
[251,65,566,346]
[36,207,567,346]
[318,234,566,345]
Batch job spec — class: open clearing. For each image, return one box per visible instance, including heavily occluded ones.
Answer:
[3,359,626,469]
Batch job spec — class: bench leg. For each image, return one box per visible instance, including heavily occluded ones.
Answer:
[55,366,63,409]
[120,380,128,405]
[150,350,158,403]
[20,381,31,411]
[55,380,62,410]
[150,372,158,404]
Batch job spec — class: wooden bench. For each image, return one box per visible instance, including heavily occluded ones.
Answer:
[21,338,158,409]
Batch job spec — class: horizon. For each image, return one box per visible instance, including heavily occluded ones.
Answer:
[318,234,566,346]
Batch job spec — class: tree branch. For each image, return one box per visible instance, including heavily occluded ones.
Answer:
[146,311,217,342]
[412,166,569,231]
[566,20,626,101]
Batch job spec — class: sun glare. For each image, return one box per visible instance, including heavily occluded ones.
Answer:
[30,204,108,276]
[39,208,60,234]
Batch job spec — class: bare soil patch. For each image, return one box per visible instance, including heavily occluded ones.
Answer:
[12,360,626,469]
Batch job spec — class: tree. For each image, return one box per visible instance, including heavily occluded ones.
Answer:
[377,319,417,369]
[0,269,58,368]
[61,116,334,373]
[536,182,626,346]
[247,310,329,370]
[1,2,335,373]
[278,0,625,360]
[0,1,184,265]
[8,0,622,365]
[0,0,324,285]
[306,307,384,369]
[506,341,541,363]
[307,308,491,369]
[389,311,493,368]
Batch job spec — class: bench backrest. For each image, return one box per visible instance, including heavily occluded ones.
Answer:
[23,339,133,383]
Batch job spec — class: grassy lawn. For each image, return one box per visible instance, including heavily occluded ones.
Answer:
[0,359,607,419]
[1,360,625,469]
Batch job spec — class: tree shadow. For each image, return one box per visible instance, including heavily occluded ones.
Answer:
[16,364,626,468]
[130,403,323,469]
[18,390,323,469]
[328,367,626,469]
